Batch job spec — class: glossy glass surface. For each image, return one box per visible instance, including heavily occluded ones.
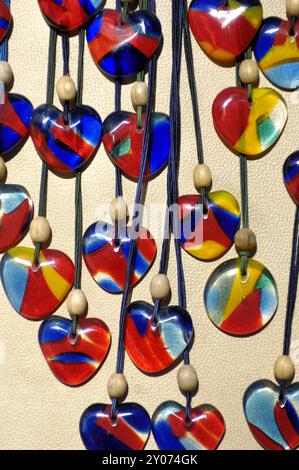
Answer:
[124,301,194,374]
[254,17,299,90]
[30,104,102,174]
[0,247,75,321]
[39,315,111,386]
[0,185,33,252]
[80,402,151,450]
[87,9,162,79]
[38,0,105,33]
[102,111,170,181]
[284,152,299,206]
[178,191,240,261]
[244,379,299,450]
[0,0,12,44]
[0,93,33,157]
[152,401,225,451]
[83,221,157,294]
[212,87,287,157]
[188,0,262,64]
[204,258,278,336]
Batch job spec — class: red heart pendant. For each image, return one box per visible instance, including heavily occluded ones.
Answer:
[283,152,299,206]
[0,246,75,321]
[0,0,12,44]
[39,315,111,386]
[188,0,263,65]
[152,401,226,450]
[212,87,287,157]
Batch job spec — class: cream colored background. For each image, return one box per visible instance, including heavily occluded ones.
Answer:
[0,0,297,450]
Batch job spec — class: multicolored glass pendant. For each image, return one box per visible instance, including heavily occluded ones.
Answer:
[102,111,170,181]
[152,401,225,451]
[188,0,263,65]
[87,9,162,79]
[38,316,111,386]
[254,17,299,91]
[178,191,240,261]
[80,403,151,450]
[283,151,299,206]
[37,0,105,33]
[212,87,287,157]
[0,93,33,157]
[0,246,75,321]
[124,301,194,374]
[83,221,157,294]
[243,380,299,450]
[0,0,11,44]
[30,104,102,174]
[204,258,278,336]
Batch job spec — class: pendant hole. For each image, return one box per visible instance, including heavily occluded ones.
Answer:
[278,399,286,409]
[69,332,80,346]
[150,318,158,331]
[290,35,296,44]
[32,263,41,273]
[110,412,119,428]
[240,272,249,284]
[136,127,144,134]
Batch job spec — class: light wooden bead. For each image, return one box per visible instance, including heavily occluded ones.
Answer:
[0,157,6,181]
[286,0,299,17]
[193,164,212,192]
[110,197,128,224]
[131,81,148,108]
[150,274,171,300]
[107,373,128,399]
[29,217,51,244]
[274,355,295,382]
[0,61,14,91]
[67,289,88,317]
[177,365,199,393]
[239,59,259,84]
[56,75,77,102]
[234,228,257,256]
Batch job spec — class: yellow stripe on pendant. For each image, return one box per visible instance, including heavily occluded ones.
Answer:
[41,256,72,301]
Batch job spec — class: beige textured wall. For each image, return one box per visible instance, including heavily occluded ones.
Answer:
[0,0,297,450]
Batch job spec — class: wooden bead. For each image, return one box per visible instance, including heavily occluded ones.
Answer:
[239,59,259,84]
[150,274,171,300]
[234,228,257,256]
[274,355,295,382]
[177,365,199,393]
[0,157,7,181]
[107,373,128,399]
[193,164,212,192]
[56,75,77,102]
[67,289,88,317]
[131,81,148,108]
[286,0,299,17]
[29,217,51,244]
[0,61,14,91]
[110,197,128,224]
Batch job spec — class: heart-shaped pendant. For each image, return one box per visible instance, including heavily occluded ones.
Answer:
[83,221,156,294]
[102,111,170,181]
[1,246,75,321]
[244,379,299,450]
[152,401,225,450]
[37,0,105,33]
[39,315,111,386]
[178,191,240,261]
[204,258,278,336]
[212,87,287,157]
[0,184,33,252]
[0,93,33,158]
[80,402,151,450]
[283,152,299,206]
[87,9,162,79]
[30,104,102,174]
[254,17,299,90]
[124,301,194,374]
[188,0,263,65]
[0,0,12,44]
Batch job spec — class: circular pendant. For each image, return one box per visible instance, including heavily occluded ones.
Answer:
[204,258,278,336]
[283,151,299,206]
[254,17,299,91]
[178,191,240,261]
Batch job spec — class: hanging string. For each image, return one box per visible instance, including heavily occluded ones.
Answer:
[111,0,157,420]
[34,28,57,266]
[61,33,70,124]
[0,0,10,62]
[115,0,123,198]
